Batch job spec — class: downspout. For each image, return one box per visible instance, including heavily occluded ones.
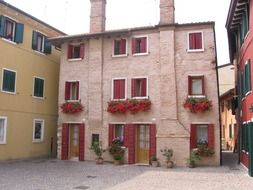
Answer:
[213,24,222,166]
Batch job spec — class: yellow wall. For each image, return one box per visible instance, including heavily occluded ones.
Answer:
[0,4,63,160]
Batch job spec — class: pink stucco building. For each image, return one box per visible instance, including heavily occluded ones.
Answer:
[50,0,220,166]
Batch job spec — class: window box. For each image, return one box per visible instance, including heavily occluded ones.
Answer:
[187,32,204,52]
[60,102,84,114]
[183,97,212,113]
[0,16,24,43]
[107,99,151,114]
[32,31,51,54]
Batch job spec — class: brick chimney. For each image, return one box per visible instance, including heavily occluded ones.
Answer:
[90,0,106,33]
[160,0,175,25]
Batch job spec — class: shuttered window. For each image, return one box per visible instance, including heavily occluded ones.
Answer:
[188,32,203,51]
[241,59,251,97]
[131,78,147,98]
[65,81,80,101]
[188,75,205,95]
[190,124,214,149]
[0,15,24,43]
[32,31,51,54]
[132,36,147,54]
[113,79,126,100]
[242,123,249,152]
[67,43,85,59]
[2,69,16,93]
[33,77,44,98]
[113,39,126,56]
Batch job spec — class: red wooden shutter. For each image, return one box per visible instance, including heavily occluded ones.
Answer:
[123,124,129,147]
[201,76,205,95]
[119,79,125,99]
[80,43,85,59]
[189,33,195,49]
[61,123,69,160]
[190,124,197,149]
[108,124,114,146]
[65,82,71,100]
[128,124,136,164]
[195,33,202,49]
[113,80,120,99]
[76,81,79,100]
[141,37,147,53]
[132,38,136,54]
[131,79,136,98]
[208,124,215,148]
[67,44,73,59]
[141,78,147,97]
[149,124,156,159]
[79,123,85,161]
[188,76,192,95]
[121,39,126,54]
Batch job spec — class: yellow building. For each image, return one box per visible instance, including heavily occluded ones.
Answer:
[0,1,65,160]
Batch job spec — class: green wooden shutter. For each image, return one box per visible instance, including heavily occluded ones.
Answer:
[3,70,15,92]
[44,38,52,54]
[243,70,246,96]
[229,124,232,139]
[34,78,44,97]
[249,122,253,177]
[14,22,24,43]
[248,60,251,91]
[0,15,6,37]
[32,31,38,50]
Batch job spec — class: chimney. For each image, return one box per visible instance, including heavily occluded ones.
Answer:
[160,0,175,25]
[90,0,106,33]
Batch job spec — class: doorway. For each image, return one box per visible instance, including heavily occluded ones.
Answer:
[69,124,79,160]
[136,124,150,164]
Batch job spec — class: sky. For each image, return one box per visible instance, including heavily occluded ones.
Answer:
[4,0,231,65]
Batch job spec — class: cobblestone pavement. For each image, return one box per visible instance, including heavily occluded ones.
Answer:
[0,158,252,190]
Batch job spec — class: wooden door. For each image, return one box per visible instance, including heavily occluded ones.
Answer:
[69,124,79,159]
[137,124,150,163]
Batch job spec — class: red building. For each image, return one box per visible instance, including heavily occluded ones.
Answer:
[226,0,253,176]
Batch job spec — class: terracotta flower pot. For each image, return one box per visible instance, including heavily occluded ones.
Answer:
[96,157,104,164]
[113,159,122,165]
[166,160,174,168]
[151,160,159,167]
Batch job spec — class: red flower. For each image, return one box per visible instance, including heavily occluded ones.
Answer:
[183,98,212,113]
[61,102,84,114]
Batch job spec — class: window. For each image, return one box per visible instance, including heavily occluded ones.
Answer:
[188,75,205,96]
[132,36,148,54]
[32,31,51,54]
[0,117,7,144]
[190,124,214,149]
[113,39,126,56]
[229,124,232,139]
[108,124,124,146]
[131,78,147,98]
[112,78,126,100]
[33,119,44,142]
[67,43,85,59]
[33,77,44,98]
[92,134,99,146]
[0,15,24,43]
[239,2,249,45]
[241,59,251,97]
[188,32,203,51]
[242,123,250,152]
[2,69,16,93]
[65,81,79,101]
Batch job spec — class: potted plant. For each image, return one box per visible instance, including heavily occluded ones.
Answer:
[108,137,125,165]
[90,141,106,164]
[187,151,201,168]
[197,141,215,157]
[183,97,212,113]
[160,148,174,168]
[150,155,159,167]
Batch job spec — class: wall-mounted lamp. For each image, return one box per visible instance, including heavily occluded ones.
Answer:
[249,103,253,113]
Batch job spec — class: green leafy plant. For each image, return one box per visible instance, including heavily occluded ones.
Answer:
[150,155,158,161]
[160,148,173,161]
[90,141,106,159]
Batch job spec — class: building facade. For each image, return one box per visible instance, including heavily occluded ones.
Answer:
[0,1,64,160]
[220,88,237,151]
[226,0,253,176]
[51,0,220,166]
